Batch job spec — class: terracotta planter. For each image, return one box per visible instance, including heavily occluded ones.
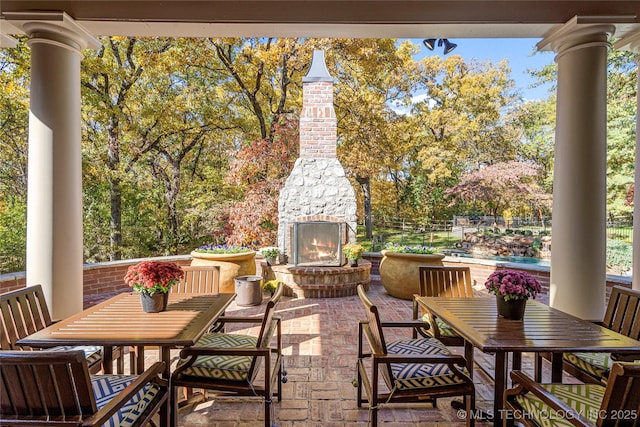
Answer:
[379,250,445,300]
[190,250,256,293]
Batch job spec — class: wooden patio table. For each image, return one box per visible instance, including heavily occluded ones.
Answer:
[18,292,236,427]
[415,296,640,427]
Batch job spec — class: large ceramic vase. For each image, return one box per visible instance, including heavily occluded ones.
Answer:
[379,250,445,300]
[496,295,527,320]
[190,250,256,293]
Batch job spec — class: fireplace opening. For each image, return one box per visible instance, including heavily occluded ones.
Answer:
[293,221,343,266]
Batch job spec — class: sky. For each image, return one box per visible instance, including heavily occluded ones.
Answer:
[407,38,557,101]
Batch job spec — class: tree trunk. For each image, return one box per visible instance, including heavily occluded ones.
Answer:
[109,179,122,261]
[107,120,122,261]
[356,175,373,239]
[165,161,181,254]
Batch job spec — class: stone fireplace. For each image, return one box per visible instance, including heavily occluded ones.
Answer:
[277,50,357,258]
[292,220,344,267]
[271,50,369,298]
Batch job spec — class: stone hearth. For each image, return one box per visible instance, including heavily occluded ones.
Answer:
[264,260,371,298]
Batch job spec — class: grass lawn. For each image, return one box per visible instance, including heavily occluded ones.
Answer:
[356,225,459,251]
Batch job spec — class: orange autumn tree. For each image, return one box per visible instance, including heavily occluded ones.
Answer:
[225,119,299,247]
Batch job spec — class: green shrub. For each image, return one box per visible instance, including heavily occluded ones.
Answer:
[194,244,252,254]
[531,237,542,253]
[384,243,438,254]
[0,201,27,274]
[606,239,632,275]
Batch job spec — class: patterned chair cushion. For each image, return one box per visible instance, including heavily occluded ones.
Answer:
[91,375,161,427]
[386,337,467,391]
[564,352,612,380]
[515,383,605,427]
[176,333,258,381]
[51,345,103,368]
[421,314,461,338]
[563,352,640,382]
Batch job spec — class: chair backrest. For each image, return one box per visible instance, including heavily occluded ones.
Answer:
[598,362,640,427]
[357,284,398,388]
[256,282,283,349]
[602,286,640,341]
[173,266,221,294]
[418,266,473,298]
[0,285,52,351]
[247,282,283,379]
[357,284,387,356]
[0,350,98,423]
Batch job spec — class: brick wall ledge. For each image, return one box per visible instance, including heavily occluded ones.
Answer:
[1,253,631,307]
[0,254,192,297]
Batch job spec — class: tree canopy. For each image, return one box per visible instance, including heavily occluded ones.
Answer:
[446,161,549,220]
[0,36,636,273]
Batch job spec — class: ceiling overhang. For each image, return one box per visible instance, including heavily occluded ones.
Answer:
[1,1,639,41]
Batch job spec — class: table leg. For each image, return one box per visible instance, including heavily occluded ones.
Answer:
[512,352,521,371]
[464,340,474,379]
[160,346,173,427]
[534,353,545,382]
[551,352,563,382]
[135,346,145,374]
[493,352,507,427]
[102,346,113,374]
[511,351,522,387]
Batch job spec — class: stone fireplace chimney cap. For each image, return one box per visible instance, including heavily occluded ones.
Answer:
[303,50,335,83]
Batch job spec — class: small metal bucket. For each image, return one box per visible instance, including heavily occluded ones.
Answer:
[234,275,263,306]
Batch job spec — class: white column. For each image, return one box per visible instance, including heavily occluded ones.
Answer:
[540,22,614,320]
[6,13,100,319]
[635,56,640,291]
[614,33,640,291]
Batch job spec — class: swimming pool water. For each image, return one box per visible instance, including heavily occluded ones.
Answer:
[454,253,551,267]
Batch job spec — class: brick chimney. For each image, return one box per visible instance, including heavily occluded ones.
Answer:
[277,50,357,258]
[299,54,336,158]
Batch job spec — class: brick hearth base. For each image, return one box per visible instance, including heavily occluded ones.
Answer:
[264,260,371,298]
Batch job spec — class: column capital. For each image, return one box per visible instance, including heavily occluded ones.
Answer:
[537,15,627,55]
[3,11,100,50]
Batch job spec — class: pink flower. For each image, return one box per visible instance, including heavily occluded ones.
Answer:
[484,269,541,301]
[124,261,184,295]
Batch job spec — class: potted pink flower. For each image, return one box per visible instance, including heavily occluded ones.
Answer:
[485,269,541,320]
[124,261,184,312]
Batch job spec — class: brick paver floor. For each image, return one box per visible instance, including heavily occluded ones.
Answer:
[135,278,561,426]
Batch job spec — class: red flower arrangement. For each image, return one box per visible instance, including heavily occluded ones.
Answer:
[485,269,542,301]
[124,261,184,295]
